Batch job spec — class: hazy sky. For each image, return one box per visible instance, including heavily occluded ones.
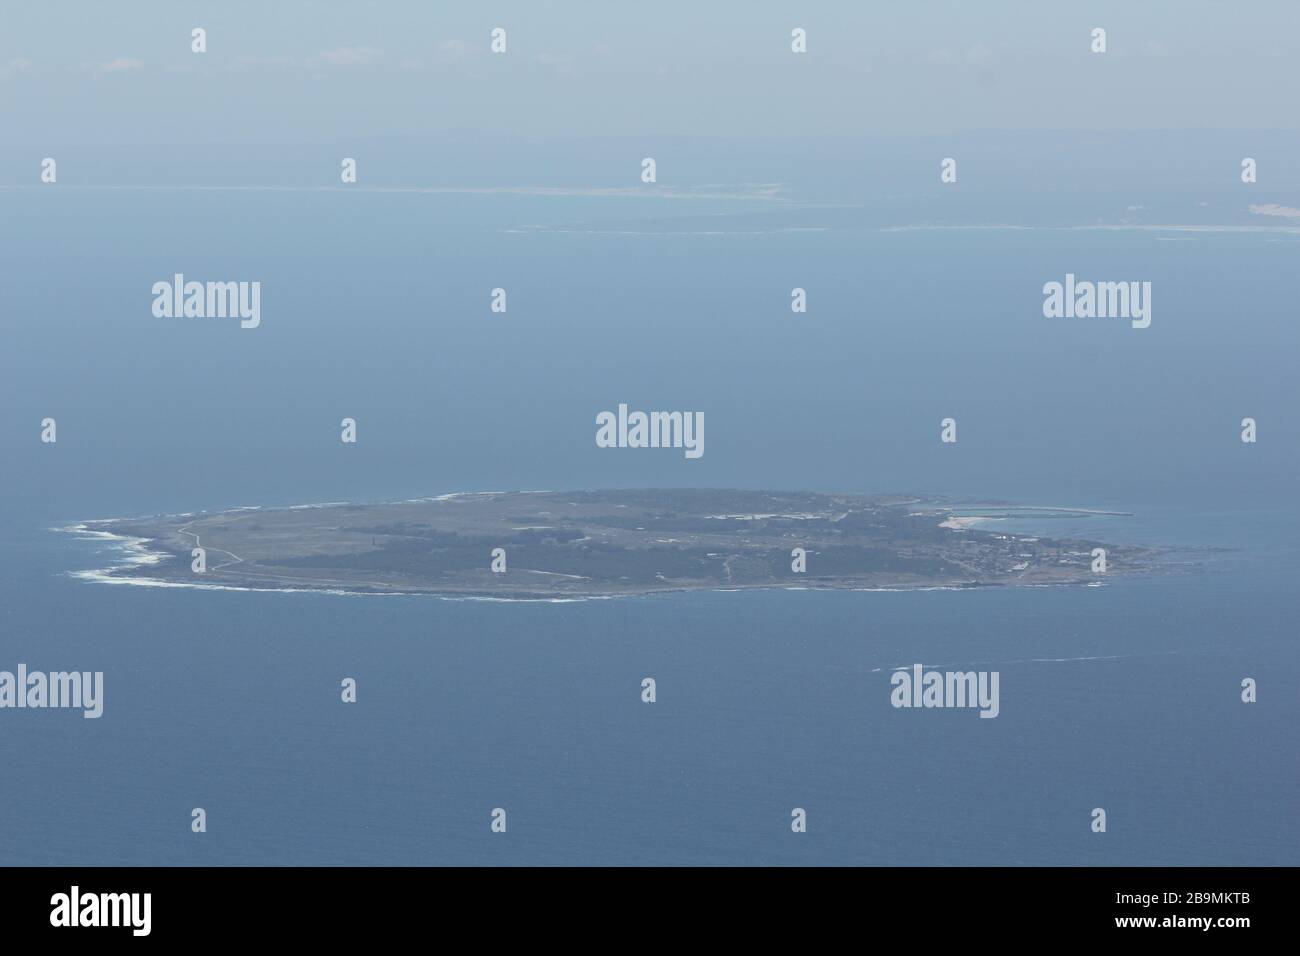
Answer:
[3,1,1299,146]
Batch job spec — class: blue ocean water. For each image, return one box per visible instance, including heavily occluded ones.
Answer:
[0,189,1296,864]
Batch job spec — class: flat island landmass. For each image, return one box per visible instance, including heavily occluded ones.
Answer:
[64,490,1155,598]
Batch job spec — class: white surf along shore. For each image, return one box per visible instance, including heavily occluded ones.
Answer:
[53,495,1127,601]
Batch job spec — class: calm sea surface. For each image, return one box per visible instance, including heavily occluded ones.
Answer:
[1,190,1295,864]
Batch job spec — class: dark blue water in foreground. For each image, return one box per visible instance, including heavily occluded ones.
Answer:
[1,508,1294,866]
[1,191,1296,864]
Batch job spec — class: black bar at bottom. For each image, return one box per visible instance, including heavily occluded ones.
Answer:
[0,866,1282,941]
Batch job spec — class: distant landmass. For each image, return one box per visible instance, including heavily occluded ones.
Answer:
[62,490,1154,598]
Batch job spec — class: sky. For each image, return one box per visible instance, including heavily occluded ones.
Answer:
[3,1,1300,148]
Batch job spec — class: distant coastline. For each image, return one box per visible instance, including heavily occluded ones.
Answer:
[55,490,1158,600]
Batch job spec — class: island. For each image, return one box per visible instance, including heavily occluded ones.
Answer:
[63,489,1154,598]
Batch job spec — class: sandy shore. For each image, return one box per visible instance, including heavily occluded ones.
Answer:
[938,515,995,530]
